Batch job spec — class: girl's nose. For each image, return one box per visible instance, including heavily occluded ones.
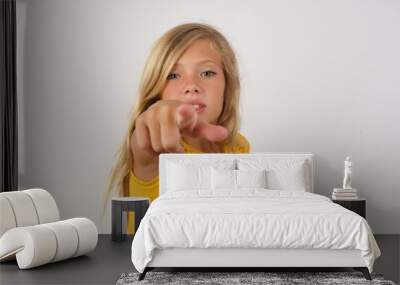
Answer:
[183,74,201,94]
[185,85,199,94]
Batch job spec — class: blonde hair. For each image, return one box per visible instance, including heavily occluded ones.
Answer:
[101,22,242,216]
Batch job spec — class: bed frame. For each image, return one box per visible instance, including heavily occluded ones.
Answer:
[141,248,371,280]
[138,153,372,281]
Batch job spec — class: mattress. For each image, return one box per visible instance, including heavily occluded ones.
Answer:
[131,189,381,273]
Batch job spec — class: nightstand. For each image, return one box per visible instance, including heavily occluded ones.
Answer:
[111,197,149,242]
[332,198,366,219]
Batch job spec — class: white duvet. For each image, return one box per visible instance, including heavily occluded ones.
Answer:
[131,189,381,273]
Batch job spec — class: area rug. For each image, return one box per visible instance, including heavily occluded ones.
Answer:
[116,271,397,285]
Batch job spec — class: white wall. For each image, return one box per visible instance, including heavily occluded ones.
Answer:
[16,0,400,234]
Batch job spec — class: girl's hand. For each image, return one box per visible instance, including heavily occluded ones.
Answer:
[131,99,228,166]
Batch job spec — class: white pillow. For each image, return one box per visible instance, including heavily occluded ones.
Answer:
[236,169,267,188]
[211,168,236,190]
[167,162,211,191]
[211,168,268,190]
[267,164,306,191]
[237,159,308,191]
[166,159,236,192]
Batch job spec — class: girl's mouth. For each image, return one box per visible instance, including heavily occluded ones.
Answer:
[192,104,206,113]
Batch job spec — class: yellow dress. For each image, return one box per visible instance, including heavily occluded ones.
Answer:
[127,133,251,234]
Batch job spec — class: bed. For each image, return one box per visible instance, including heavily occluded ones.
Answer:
[130,153,381,281]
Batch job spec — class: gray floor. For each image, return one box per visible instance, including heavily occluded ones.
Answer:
[0,234,398,285]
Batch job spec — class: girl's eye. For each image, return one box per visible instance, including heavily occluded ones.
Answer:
[202,70,216,78]
[166,73,179,80]
[166,70,217,80]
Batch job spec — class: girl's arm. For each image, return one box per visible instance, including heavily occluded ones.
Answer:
[130,100,228,181]
[130,129,159,181]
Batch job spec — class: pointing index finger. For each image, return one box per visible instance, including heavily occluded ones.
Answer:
[176,103,228,142]
[175,103,198,132]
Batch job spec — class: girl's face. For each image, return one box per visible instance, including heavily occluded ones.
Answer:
[161,39,226,124]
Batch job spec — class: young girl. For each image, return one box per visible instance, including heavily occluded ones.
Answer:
[104,22,250,234]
